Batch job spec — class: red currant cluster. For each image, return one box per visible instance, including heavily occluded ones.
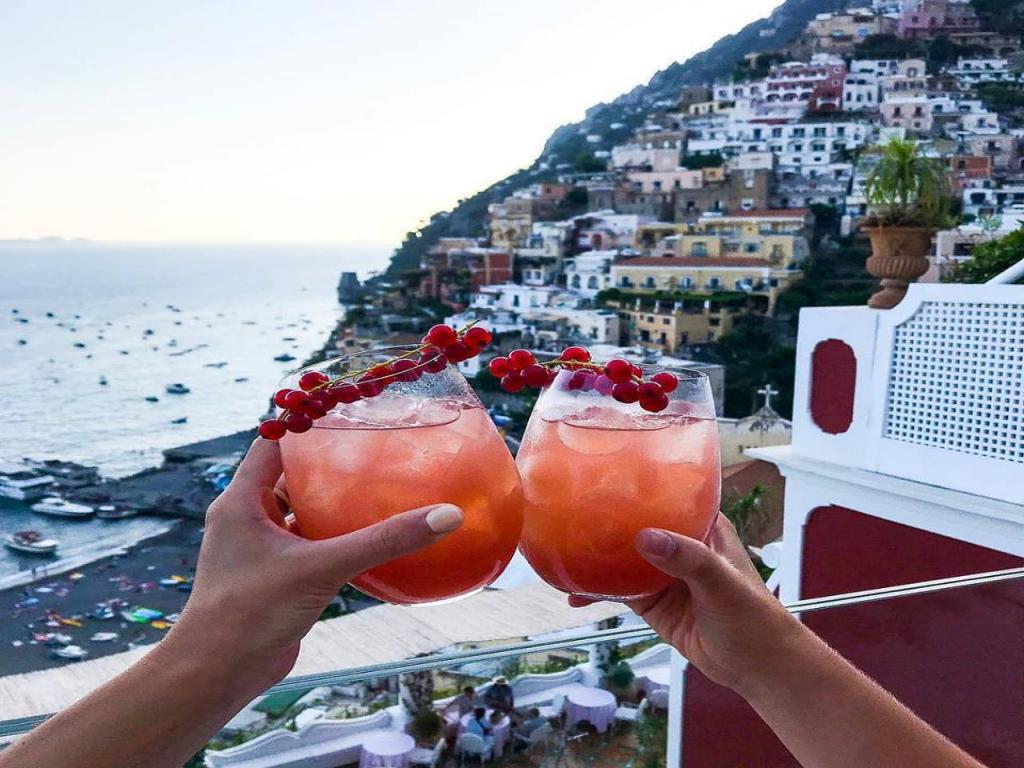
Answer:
[258,323,492,440]
[488,346,678,413]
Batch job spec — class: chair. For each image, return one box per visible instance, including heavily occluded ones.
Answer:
[456,732,492,765]
[515,721,554,755]
[537,693,565,720]
[409,737,445,767]
[647,689,670,710]
[614,697,649,728]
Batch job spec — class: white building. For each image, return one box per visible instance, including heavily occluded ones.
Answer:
[850,58,926,78]
[564,251,616,298]
[962,180,1024,217]
[843,71,881,111]
[948,57,1019,87]
[469,284,570,313]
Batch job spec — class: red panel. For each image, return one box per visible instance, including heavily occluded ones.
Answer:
[679,507,1024,767]
[809,339,856,434]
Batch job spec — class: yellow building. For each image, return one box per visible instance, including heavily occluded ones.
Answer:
[603,295,752,350]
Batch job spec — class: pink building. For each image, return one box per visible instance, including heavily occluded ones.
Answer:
[898,0,980,39]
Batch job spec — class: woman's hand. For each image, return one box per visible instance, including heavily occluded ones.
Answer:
[165,438,464,696]
[573,513,803,696]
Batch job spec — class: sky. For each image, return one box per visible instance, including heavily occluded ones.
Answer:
[0,0,784,246]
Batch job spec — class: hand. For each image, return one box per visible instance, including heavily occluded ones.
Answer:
[164,438,464,696]
[572,513,804,696]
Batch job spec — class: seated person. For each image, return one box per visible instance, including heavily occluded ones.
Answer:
[484,675,515,714]
[446,685,482,718]
[517,707,547,739]
[465,706,495,752]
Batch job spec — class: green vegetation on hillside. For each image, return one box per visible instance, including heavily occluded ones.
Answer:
[946,227,1024,284]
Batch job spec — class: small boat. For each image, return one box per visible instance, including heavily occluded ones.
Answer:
[144,396,159,403]
[46,633,73,646]
[31,497,95,518]
[90,632,119,642]
[121,607,164,624]
[90,606,116,621]
[165,383,190,394]
[54,645,88,660]
[171,417,188,424]
[274,353,296,362]
[3,530,59,555]
[97,505,138,520]
[0,463,56,501]
[98,376,108,386]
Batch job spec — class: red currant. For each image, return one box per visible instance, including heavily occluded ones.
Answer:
[368,363,393,381]
[284,412,313,433]
[312,389,337,409]
[612,380,640,404]
[426,324,458,347]
[357,374,385,398]
[637,382,665,400]
[631,364,644,379]
[444,341,472,363]
[652,371,679,393]
[605,358,633,384]
[282,389,311,411]
[298,371,329,391]
[522,364,549,388]
[639,390,670,413]
[488,356,512,377]
[561,346,591,362]
[273,388,293,408]
[463,326,492,351]
[330,383,361,404]
[420,347,447,373]
[545,368,558,386]
[258,419,287,440]
[568,370,587,390]
[508,349,536,370]
[303,399,328,419]
[500,371,525,393]
[391,358,421,382]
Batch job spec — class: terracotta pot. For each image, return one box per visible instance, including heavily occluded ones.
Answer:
[863,226,934,309]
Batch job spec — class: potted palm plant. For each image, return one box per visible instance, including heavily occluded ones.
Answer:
[862,138,955,308]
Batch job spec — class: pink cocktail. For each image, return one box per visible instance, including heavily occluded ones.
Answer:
[516,369,721,601]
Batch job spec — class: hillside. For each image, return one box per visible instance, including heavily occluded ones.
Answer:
[383,0,845,278]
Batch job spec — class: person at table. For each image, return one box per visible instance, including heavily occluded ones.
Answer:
[465,707,495,752]
[0,440,989,768]
[446,685,483,718]
[516,708,547,739]
[484,675,515,715]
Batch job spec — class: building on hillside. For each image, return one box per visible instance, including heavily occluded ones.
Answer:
[469,284,569,313]
[927,208,1024,281]
[946,154,994,189]
[843,71,881,111]
[948,58,1020,87]
[571,211,647,252]
[897,0,980,39]
[718,384,792,467]
[947,31,1023,58]
[765,55,847,113]
[563,250,616,299]
[673,168,774,220]
[604,292,755,349]
[677,282,1024,767]
[488,197,534,249]
[880,96,934,133]
[610,144,680,171]
[850,58,927,79]
[676,85,714,111]
[519,307,622,348]
[773,173,852,208]
[799,9,897,55]
[417,247,514,307]
[961,134,1021,171]
[962,180,1024,217]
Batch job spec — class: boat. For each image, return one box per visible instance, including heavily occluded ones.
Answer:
[0,463,56,501]
[90,632,119,642]
[30,497,95,518]
[274,353,296,362]
[171,417,188,424]
[97,505,138,520]
[165,383,190,394]
[53,645,88,660]
[3,531,59,555]
[144,396,159,402]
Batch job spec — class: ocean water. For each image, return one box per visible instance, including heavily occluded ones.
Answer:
[0,242,387,476]
[0,242,385,580]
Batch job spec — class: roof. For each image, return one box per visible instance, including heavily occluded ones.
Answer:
[619,257,772,268]
[0,583,628,721]
[709,209,811,219]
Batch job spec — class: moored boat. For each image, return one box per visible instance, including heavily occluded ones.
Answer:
[0,463,56,502]
[30,497,95,518]
[165,383,190,395]
[97,505,138,520]
[90,632,120,642]
[3,530,59,555]
[53,645,88,660]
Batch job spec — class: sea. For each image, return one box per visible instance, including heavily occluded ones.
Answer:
[0,241,388,583]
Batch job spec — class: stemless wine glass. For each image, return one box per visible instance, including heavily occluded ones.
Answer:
[278,347,524,605]
[515,367,720,602]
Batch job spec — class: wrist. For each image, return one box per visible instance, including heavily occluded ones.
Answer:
[730,618,827,706]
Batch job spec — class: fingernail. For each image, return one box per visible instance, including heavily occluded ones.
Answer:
[425,504,463,534]
[636,529,676,560]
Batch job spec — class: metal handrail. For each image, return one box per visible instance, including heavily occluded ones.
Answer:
[985,256,1024,284]
[1,566,1022,739]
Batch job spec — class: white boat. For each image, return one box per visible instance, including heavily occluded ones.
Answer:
[3,531,59,555]
[53,645,88,660]
[0,463,56,502]
[90,632,119,642]
[97,505,138,520]
[30,497,95,518]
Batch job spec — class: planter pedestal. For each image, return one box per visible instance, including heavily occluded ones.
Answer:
[863,227,934,309]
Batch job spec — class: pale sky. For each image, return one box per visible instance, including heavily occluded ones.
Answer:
[0,1,783,245]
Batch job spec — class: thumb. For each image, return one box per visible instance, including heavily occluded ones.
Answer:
[635,528,747,604]
[311,503,464,582]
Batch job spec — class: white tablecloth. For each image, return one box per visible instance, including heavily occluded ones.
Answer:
[359,731,415,768]
[565,688,617,733]
[458,711,511,755]
[637,667,670,695]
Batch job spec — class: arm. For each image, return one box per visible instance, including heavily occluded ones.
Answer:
[0,439,464,768]
[573,515,986,768]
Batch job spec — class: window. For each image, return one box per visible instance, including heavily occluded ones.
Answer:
[571,275,581,289]
[771,127,783,138]
[692,242,708,257]
[894,106,903,117]
[662,318,671,325]
[681,277,693,288]
[644,276,656,288]
[587,276,598,290]
[512,295,520,307]
[813,127,826,137]
[744,243,760,253]
[708,277,722,289]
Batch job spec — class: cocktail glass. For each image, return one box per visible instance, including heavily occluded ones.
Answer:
[515,368,720,601]
[279,347,524,605]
